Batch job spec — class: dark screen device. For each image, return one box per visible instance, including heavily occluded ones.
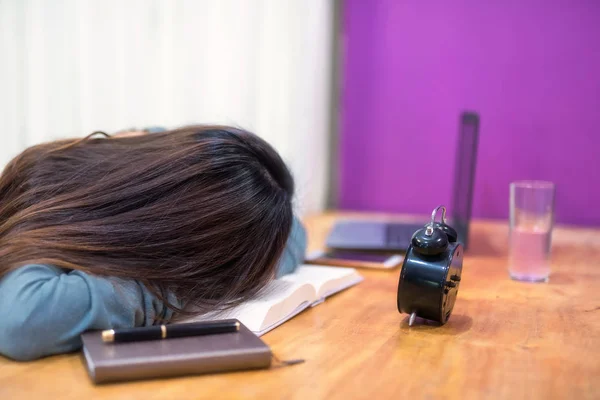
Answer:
[450,112,479,249]
[326,111,480,251]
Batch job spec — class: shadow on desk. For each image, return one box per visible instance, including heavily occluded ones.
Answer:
[399,314,473,336]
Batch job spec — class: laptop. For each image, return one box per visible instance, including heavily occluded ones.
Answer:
[326,111,480,252]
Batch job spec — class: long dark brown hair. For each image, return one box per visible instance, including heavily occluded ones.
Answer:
[0,126,295,314]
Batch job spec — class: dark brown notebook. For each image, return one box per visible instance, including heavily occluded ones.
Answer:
[81,319,272,384]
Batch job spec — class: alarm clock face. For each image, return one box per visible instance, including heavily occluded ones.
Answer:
[440,245,463,323]
[397,205,465,326]
[397,242,464,324]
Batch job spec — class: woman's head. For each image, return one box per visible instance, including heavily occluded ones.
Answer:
[0,126,295,313]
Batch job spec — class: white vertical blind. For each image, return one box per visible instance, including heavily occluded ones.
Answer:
[0,0,333,214]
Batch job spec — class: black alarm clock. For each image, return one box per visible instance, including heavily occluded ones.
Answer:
[397,205,463,326]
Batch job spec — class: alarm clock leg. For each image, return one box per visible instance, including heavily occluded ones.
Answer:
[409,311,417,327]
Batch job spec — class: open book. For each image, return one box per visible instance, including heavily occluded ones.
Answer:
[182,265,363,336]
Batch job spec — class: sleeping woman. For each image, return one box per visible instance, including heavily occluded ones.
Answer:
[0,125,306,361]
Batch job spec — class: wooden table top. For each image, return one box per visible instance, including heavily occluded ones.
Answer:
[1,212,599,399]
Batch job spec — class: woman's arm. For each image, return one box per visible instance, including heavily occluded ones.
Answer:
[276,215,307,277]
[0,264,173,361]
[0,217,304,361]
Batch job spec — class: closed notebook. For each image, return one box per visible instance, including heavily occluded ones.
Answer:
[81,320,271,384]
[183,265,363,335]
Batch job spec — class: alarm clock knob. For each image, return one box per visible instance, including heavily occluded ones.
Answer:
[411,225,449,256]
[433,222,458,243]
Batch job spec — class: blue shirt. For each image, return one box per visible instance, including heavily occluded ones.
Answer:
[0,216,306,361]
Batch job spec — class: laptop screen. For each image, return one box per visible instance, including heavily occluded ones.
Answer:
[451,112,480,248]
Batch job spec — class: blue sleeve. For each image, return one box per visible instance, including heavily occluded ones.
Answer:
[276,215,307,277]
[0,217,305,361]
[0,264,174,361]
[143,126,167,133]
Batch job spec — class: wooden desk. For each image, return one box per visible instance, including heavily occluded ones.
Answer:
[1,213,599,399]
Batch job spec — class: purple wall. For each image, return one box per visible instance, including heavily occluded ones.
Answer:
[340,0,600,226]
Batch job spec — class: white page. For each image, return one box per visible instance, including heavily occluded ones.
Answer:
[183,279,312,332]
[281,264,359,295]
[253,301,312,336]
[181,265,362,334]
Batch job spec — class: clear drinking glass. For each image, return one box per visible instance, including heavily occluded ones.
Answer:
[509,181,555,282]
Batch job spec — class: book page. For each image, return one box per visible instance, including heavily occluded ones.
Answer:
[180,265,362,334]
[182,279,315,333]
[281,265,363,299]
[255,279,316,331]
[254,301,312,336]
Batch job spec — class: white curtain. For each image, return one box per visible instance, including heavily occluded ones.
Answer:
[0,0,333,214]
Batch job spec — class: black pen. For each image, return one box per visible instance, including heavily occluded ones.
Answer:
[101,319,240,343]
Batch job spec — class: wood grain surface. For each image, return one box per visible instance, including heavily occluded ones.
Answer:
[1,212,599,399]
